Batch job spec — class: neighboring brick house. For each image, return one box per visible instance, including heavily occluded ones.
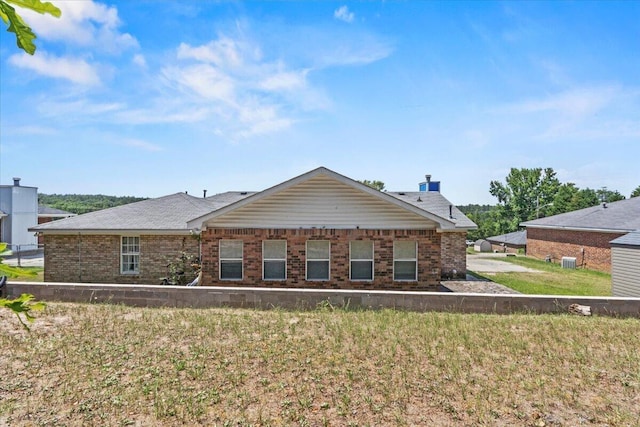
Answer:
[486,230,527,254]
[31,167,476,289]
[521,197,640,272]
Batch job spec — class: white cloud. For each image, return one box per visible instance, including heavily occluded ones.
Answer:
[9,52,101,86]
[177,38,255,68]
[20,0,138,53]
[37,99,125,117]
[6,125,58,136]
[259,70,308,91]
[114,106,212,125]
[119,138,163,152]
[162,64,236,102]
[503,86,618,118]
[155,35,317,138]
[494,85,640,142]
[132,54,147,68]
[334,6,355,23]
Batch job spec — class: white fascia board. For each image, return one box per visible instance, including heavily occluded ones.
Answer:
[187,166,456,229]
[523,224,636,234]
[30,229,193,236]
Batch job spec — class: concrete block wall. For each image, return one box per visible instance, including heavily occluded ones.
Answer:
[200,228,452,290]
[43,234,199,284]
[6,281,640,318]
[526,228,625,272]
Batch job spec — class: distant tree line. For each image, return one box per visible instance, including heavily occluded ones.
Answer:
[460,168,637,241]
[38,194,148,215]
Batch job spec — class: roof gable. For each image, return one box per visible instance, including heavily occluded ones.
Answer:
[189,167,468,230]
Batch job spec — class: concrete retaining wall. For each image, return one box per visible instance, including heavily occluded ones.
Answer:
[6,281,640,317]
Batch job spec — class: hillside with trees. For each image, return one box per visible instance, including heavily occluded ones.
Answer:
[38,194,148,215]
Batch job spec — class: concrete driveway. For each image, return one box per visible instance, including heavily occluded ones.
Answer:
[466,253,541,274]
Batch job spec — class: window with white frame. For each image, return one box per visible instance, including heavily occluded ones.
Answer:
[306,240,330,281]
[350,240,373,281]
[220,240,243,280]
[263,240,286,280]
[394,241,417,281]
[121,236,140,274]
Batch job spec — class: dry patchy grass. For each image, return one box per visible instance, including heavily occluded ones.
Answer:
[1,303,639,426]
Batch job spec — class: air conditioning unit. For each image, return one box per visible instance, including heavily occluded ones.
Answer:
[561,257,577,269]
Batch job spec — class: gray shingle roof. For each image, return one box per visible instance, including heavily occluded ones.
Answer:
[521,197,640,232]
[486,230,527,246]
[386,191,477,229]
[31,192,252,232]
[610,230,640,247]
[30,169,476,233]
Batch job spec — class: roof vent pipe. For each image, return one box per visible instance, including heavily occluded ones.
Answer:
[13,177,20,186]
[449,204,453,219]
[203,189,207,198]
[425,174,431,184]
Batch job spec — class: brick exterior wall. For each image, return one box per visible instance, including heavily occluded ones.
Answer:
[526,228,626,272]
[43,234,199,284]
[440,232,467,279]
[200,228,468,290]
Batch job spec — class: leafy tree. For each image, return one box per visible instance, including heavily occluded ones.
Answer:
[489,167,560,233]
[458,204,497,241]
[632,186,640,198]
[571,188,600,210]
[359,180,386,191]
[596,187,625,203]
[0,0,61,55]
[548,184,599,215]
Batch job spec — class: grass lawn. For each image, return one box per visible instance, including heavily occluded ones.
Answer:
[2,303,639,426]
[470,255,612,296]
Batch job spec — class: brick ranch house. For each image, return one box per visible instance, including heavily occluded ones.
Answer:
[521,196,640,272]
[31,167,476,290]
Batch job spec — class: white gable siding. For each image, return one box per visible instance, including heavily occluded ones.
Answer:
[611,246,640,297]
[205,174,439,230]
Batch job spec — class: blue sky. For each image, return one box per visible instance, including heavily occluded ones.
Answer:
[1,1,639,205]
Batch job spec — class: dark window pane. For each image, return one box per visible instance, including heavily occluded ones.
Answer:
[307,260,329,280]
[394,261,416,281]
[221,261,242,280]
[351,261,373,280]
[264,260,286,280]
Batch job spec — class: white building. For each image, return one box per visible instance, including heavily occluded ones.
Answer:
[0,178,38,252]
